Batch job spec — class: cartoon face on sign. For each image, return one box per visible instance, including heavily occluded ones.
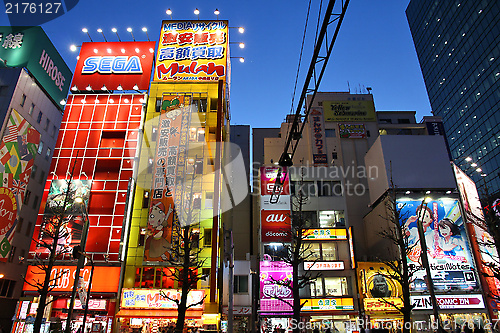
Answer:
[145,201,174,261]
[368,274,394,298]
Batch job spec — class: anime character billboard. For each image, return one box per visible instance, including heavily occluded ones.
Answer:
[398,198,477,291]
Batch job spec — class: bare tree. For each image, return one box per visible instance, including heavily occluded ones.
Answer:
[23,163,79,333]
[376,187,419,333]
[159,174,207,333]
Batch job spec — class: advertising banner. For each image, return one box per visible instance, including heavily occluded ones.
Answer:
[154,20,228,82]
[261,210,291,242]
[358,262,402,299]
[260,261,293,313]
[23,266,120,292]
[411,294,484,310]
[364,298,403,312]
[310,108,328,165]
[301,298,354,311]
[260,195,290,211]
[145,95,192,262]
[338,124,366,139]
[0,109,40,260]
[260,166,289,196]
[304,261,345,270]
[304,228,347,240]
[0,26,72,108]
[121,288,205,310]
[71,41,156,91]
[323,100,376,122]
[398,198,477,291]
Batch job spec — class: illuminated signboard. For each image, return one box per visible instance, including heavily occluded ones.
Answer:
[73,299,107,310]
[304,261,345,270]
[411,294,484,310]
[323,100,376,122]
[154,20,228,82]
[301,298,354,311]
[338,124,366,139]
[310,108,328,165]
[398,198,478,291]
[121,288,205,310]
[304,228,347,240]
[260,261,293,313]
[0,26,72,109]
[261,210,291,242]
[260,166,289,196]
[358,262,402,299]
[71,41,155,91]
[0,109,40,261]
[348,226,356,269]
[364,298,403,312]
[23,266,120,292]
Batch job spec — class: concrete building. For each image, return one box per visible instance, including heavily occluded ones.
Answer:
[0,26,72,332]
[406,0,500,196]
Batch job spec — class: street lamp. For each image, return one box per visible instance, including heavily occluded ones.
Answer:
[65,197,90,333]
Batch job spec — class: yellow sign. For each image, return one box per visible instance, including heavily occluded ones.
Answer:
[301,298,354,311]
[154,20,228,82]
[323,100,376,122]
[358,262,402,298]
[364,298,403,312]
[304,228,347,240]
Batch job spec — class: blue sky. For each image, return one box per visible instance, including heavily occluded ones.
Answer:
[0,0,431,128]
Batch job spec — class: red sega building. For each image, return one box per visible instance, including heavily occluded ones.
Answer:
[16,41,155,333]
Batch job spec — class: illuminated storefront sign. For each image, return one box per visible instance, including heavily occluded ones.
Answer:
[73,299,107,310]
[23,266,120,292]
[304,261,345,270]
[411,294,484,310]
[0,26,72,109]
[358,262,401,299]
[301,298,354,311]
[304,228,347,240]
[261,210,291,242]
[0,109,40,260]
[260,261,293,313]
[121,288,205,310]
[348,226,356,269]
[323,100,376,122]
[338,124,366,139]
[310,108,328,165]
[364,298,403,312]
[154,20,228,82]
[260,195,290,210]
[260,166,289,196]
[398,198,478,291]
[71,41,155,91]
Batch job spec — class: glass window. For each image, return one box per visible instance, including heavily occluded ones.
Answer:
[318,210,345,227]
[324,277,348,296]
[45,147,51,160]
[51,125,57,138]
[303,243,321,261]
[321,243,337,261]
[29,103,35,115]
[45,118,50,131]
[325,129,336,137]
[31,165,37,179]
[204,228,212,246]
[310,278,323,297]
[20,94,26,107]
[234,275,249,294]
[205,192,213,208]
[263,244,288,261]
[37,111,42,124]
[293,211,318,228]
[319,181,341,196]
[37,141,43,155]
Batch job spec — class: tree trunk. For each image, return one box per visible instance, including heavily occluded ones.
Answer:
[176,227,191,333]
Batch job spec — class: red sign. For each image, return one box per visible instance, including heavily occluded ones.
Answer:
[23,266,120,293]
[71,41,156,91]
[260,167,289,196]
[261,210,291,242]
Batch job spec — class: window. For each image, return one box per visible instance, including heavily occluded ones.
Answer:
[379,118,392,124]
[194,98,207,113]
[398,119,411,124]
[51,125,57,138]
[37,141,44,154]
[292,211,318,228]
[234,275,249,293]
[45,147,51,160]
[310,277,348,297]
[293,181,317,197]
[25,222,32,237]
[31,165,37,179]
[204,228,212,246]
[37,111,42,124]
[319,181,341,196]
[29,103,35,115]
[318,210,345,227]
[8,246,16,262]
[325,129,336,137]
[45,118,50,131]
[263,244,289,261]
[32,195,39,209]
[202,268,210,281]
[205,192,213,209]
[0,279,16,297]
[39,171,45,184]
[193,193,201,209]
[210,98,218,112]
[143,191,150,208]
[302,242,337,261]
[16,217,24,233]
[23,190,31,205]
[20,94,26,107]
[332,152,338,160]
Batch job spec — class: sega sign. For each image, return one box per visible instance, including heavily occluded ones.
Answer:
[82,56,143,74]
[71,41,155,91]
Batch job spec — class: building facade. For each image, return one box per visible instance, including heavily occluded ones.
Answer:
[406,0,500,196]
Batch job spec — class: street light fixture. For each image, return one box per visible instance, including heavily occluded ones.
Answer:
[82,28,93,42]
[166,8,172,19]
[142,27,150,41]
[111,28,121,42]
[127,27,135,41]
[194,8,200,19]
[97,28,107,42]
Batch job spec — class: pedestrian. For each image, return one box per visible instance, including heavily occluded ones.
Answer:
[313,327,320,333]
[473,324,485,333]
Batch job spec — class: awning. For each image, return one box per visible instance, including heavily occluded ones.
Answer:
[116,309,204,318]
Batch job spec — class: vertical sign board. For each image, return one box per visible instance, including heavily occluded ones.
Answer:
[398,198,478,291]
[310,108,328,165]
[71,41,156,91]
[154,20,229,82]
[453,164,500,299]
[144,95,192,262]
[0,109,40,260]
[260,261,293,314]
[0,26,72,109]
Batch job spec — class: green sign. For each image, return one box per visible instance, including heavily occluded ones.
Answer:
[0,26,72,110]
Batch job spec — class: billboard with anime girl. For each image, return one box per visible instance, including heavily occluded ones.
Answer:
[398,198,478,291]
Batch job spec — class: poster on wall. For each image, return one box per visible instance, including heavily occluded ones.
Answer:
[398,198,477,291]
[358,262,403,312]
[338,124,366,139]
[323,100,376,122]
[260,261,293,314]
[154,20,229,82]
[0,109,40,260]
[144,95,192,262]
